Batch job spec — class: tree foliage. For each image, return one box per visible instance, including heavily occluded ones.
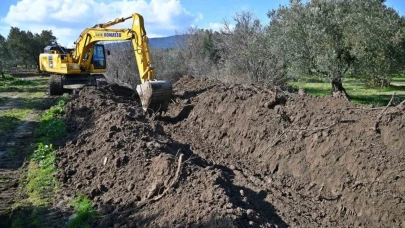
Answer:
[346,0,405,86]
[267,0,405,95]
[7,27,56,71]
[0,34,10,78]
[220,11,287,84]
[178,27,221,78]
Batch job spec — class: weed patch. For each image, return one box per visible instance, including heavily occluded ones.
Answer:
[24,144,57,206]
[67,195,98,228]
[34,98,68,144]
[11,207,48,228]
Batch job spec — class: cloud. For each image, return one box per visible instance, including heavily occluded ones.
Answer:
[194,13,204,22]
[208,22,224,31]
[1,0,202,46]
[208,22,234,32]
[3,0,61,23]
[50,0,93,22]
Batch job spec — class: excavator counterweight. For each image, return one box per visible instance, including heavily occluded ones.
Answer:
[39,13,172,113]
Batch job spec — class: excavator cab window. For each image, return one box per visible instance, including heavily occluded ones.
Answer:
[92,44,106,69]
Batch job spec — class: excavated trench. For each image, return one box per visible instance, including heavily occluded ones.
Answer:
[56,76,405,227]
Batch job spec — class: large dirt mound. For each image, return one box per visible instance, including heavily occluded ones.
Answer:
[57,84,283,227]
[56,78,404,227]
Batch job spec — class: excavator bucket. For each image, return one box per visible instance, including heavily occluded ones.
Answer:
[136,80,172,113]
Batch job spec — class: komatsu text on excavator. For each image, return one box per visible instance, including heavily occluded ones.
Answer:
[39,13,172,113]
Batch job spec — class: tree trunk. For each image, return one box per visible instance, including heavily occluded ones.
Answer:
[1,71,5,80]
[35,58,40,74]
[331,77,350,100]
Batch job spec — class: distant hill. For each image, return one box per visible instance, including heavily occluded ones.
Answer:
[103,34,188,50]
[149,35,188,49]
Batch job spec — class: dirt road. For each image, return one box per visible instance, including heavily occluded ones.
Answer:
[0,77,54,227]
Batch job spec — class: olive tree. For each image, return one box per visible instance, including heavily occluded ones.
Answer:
[0,35,10,79]
[7,27,56,72]
[267,0,405,98]
[268,0,356,97]
[347,0,405,86]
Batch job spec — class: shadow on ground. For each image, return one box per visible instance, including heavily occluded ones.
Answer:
[2,206,71,228]
[351,94,405,106]
[0,97,57,111]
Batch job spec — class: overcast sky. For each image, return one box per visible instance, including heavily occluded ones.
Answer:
[0,0,404,47]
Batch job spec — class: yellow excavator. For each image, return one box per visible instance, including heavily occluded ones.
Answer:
[39,13,172,113]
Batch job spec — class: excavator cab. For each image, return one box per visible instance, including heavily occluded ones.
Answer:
[91,44,107,69]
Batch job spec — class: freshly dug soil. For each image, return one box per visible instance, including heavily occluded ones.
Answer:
[56,77,405,227]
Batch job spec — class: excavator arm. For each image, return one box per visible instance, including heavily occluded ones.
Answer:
[71,13,172,112]
[72,13,154,83]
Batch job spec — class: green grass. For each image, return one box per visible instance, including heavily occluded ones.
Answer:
[0,92,54,113]
[0,109,31,136]
[67,195,99,228]
[25,98,46,110]
[34,98,68,144]
[0,92,46,102]
[0,74,48,92]
[290,75,405,106]
[24,144,57,206]
[11,215,24,228]
[14,97,69,208]
[392,76,405,83]
[11,94,98,227]
[11,207,48,228]
[1,74,65,227]
[11,98,68,228]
